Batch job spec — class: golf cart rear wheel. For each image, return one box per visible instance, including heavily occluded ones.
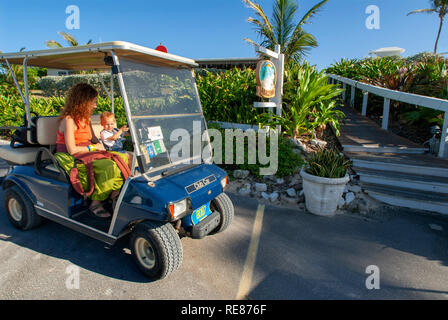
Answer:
[209,193,234,235]
[130,221,183,280]
[4,185,42,230]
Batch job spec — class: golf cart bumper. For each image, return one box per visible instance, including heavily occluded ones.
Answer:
[190,210,220,239]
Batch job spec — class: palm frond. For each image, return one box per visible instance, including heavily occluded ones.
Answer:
[58,32,79,47]
[242,0,273,31]
[243,37,259,47]
[407,8,436,15]
[243,0,327,63]
[272,0,297,47]
[286,30,318,62]
[247,17,276,44]
[45,40,63,48]
[297,0,329,26]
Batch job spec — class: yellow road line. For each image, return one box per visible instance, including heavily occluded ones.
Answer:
[236,204,265,300]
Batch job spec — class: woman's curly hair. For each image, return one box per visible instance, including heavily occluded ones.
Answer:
[59,83,98,123]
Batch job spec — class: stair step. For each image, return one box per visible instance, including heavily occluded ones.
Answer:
[361,182,448,215]
[351,158,448,178]
[354,168,448,194]
[343,145,427,154]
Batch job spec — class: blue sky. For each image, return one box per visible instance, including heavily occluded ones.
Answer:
[0,0,446,69]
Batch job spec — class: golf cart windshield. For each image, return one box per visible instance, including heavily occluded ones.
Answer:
[119,58,210,175]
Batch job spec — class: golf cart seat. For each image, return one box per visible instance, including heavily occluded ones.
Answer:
[0,114,103,165]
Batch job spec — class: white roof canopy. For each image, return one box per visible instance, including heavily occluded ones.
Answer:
[0,41,198,70]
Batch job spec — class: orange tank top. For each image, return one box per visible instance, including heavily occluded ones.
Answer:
[56,118,92,146]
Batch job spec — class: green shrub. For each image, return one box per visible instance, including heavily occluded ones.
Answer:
[196,68,265,125]
[0,93,125,138]
[326,54,448,132]
[210,127,303,178]
[37,73,120,97]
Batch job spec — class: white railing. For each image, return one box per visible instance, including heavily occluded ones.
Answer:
[328,74,448,159]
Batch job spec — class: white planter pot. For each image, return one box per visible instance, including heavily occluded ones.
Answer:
[300,168,349,217]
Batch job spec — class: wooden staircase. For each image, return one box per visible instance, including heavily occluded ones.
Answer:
[348,152,448,215]
[338,106,448,215]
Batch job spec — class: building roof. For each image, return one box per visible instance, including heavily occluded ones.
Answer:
[369,47,406,57]
[195,57,259,69]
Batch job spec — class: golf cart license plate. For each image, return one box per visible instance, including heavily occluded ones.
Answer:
[185,175,216,194]
[191,202,212,225]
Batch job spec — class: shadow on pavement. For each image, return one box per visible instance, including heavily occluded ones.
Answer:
[0,189,151,283]
[238,196,448,299]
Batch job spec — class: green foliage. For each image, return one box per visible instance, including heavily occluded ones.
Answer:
[260,62,344,138]
[327,54,448,96]
[276,136,304,177]
[197,68,264,125]
[211,127,303,178]
[0,63,42,92]
[304,148,351,178]
[325,58,362,80]
[0,94,65,130]
[0,92,126,138]
[243,0,329,63]
[37,74,120,97]
[326,54,448,127]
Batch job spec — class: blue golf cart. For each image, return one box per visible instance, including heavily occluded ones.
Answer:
[0,42,234,280]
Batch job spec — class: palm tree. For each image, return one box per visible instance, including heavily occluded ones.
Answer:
[407,0,448,54]
[46,32,92,48]
[243,0,329,63]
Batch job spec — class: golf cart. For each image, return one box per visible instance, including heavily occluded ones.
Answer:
[0,42,234,280]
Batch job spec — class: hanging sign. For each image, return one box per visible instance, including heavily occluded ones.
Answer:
[256,60,277,99]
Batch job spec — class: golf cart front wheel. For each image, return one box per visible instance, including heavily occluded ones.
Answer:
[4,185,42,230]
[210,193,234,235]
[130,221,183,280]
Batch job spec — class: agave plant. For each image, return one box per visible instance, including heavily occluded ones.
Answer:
[304,149,351,179]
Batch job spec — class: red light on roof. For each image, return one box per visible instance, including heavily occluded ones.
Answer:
[155,43,168,53]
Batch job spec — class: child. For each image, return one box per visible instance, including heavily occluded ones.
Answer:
[100,111,129,152]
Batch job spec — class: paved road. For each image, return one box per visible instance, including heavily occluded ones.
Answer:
[0,189,448,300]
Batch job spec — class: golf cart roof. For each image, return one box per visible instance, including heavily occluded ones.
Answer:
[0,41,198,70]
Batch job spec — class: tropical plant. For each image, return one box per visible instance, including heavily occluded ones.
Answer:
[407,0,448,53]
[261,62,344,138]
[304,148,351,178]
[326,54,448,143]
[325,58,363,80]
[326,54,448,99]
[196,67,264,124]
[360,58,415,92]
[243,0,329,63]
[211,126,303,178]
[46,32,92,48]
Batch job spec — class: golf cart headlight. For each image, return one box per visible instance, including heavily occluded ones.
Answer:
[220,176,229,189]
[168,199,188,219]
